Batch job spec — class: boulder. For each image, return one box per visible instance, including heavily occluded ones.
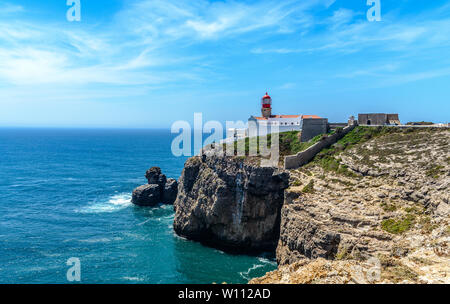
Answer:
[132,184,161,206]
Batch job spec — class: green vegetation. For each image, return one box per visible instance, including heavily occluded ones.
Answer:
[406,121,434,125]
[335,245,350,260]
[278,131,331,156]
[292,180,302,187]
[302,180,315,194]
[425,165,444,179]
[305,127,394,175]
[405,205,423,215]
[328,178,354,187]
[335,127,344,133]
[336,126,389,147]
[419,216,437,234]
[382,264,419,283]
[305,126,441,176]
[309,149,357,177]
[410,256,434,266]
[381,201,397,212]
[222,130,330,158]
[381,214,416,234]
[378,253,419,283]
[299,168,313,176]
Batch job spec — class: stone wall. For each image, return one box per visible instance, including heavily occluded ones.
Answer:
[284,124,356,170]
[387,114,400,122]
[358,113,387,125]
[300,118,329,142]
[328,123,348,129]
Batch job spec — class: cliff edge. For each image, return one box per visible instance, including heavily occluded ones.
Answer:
[173,155,289,253]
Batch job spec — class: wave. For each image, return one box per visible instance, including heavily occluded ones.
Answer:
[239,263,266,281]
[257,257,277,266]
[76,193,132,214]
[79,237,123,243]
[239,256,277,281]
[39,251,63,258]
[122,276,145,282]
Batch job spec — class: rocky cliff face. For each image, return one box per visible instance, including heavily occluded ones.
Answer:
[173,155,289,253]
[256,127,450,283]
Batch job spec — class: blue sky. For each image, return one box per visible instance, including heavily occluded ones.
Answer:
[0,0,449,128]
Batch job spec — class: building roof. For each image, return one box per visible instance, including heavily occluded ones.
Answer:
[301,115,322,119]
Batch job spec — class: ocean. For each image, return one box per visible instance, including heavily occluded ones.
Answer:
[0,128,276,284]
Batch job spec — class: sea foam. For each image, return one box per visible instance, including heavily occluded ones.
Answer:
[76,193,132,214]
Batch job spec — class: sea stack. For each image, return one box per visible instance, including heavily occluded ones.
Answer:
[132,167,178,206]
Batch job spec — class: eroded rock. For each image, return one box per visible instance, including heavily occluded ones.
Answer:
[132,184,161,207]
[173,155,289,253]
[132,167,178,207]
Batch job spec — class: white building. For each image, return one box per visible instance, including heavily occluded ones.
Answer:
[247,93,320,137]
[226,92,323,140]
[248,114,302,137]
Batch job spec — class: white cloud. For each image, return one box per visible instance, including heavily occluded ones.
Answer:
[0,0,340,90]
[0,0,449,96]
[251,4,450,55]
[327,8,357,29]
[117,0,337,41]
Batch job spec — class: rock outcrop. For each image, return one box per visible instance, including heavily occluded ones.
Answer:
[173,155,289,253]
[132,167,178,206]
[132,184,162,206]
[276,191,342,265]
[255,127,450,283]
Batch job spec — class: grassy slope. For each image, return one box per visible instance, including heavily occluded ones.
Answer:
[305,125,449,176]
[223,131,329,158]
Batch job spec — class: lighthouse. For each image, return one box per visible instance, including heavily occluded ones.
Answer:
[261,92,272,118]
[248,92,306,137]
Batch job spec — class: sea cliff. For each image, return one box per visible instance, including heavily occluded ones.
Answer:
[173,155,289,253]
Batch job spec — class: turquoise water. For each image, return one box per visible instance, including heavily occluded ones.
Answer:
[0,128,276,284]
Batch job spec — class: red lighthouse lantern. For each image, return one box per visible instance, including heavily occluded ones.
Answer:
[261,92,272,118]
